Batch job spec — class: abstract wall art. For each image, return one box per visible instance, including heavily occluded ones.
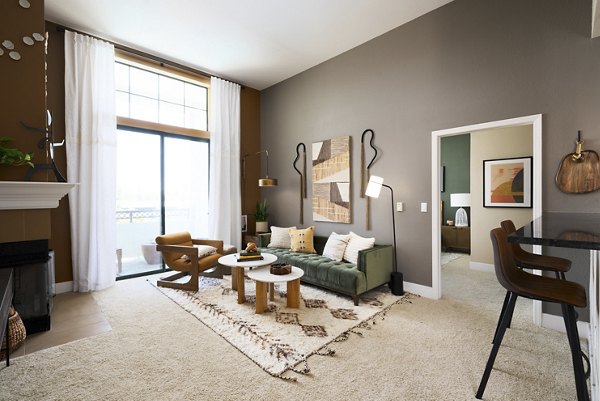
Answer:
[312,135,351,223]
[483,156,532,208]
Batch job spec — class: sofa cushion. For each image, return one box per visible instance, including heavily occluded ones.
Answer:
[343,231,375,264]
[322,232,350,261]
[289,226,316,253]
[268,226,296,249]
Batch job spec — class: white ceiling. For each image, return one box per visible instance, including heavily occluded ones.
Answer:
[44,0,453,90]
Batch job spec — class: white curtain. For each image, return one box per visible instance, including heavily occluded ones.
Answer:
[64,31,117,292]
[208,77,241,250]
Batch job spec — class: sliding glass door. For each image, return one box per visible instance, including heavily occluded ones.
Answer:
[164,138,209,237]
[116,127,209,279]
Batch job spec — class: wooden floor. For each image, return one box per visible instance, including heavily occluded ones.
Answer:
[9,291,111,358]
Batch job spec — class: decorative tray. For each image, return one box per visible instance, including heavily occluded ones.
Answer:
[270,263,291,275]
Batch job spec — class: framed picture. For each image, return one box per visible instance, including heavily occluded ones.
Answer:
[483,156,532,208]
[241,215,247,232]
[312,135,351,223]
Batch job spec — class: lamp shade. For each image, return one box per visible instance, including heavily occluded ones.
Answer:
[365,175,384,198]
[450,193,471,207]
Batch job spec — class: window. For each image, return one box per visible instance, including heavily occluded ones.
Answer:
[115,53,209,134]
[114,53,211,279]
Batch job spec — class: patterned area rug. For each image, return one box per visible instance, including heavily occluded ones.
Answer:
[151,275,412,380]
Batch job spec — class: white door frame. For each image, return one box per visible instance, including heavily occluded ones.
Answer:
[431,114,543,325]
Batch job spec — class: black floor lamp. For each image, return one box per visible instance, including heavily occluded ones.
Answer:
[365,175,404,295]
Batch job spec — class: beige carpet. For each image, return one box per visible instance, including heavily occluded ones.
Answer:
[152,275,410,378]
[0,255,586,400]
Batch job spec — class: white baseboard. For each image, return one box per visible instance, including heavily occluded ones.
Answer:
[469,261,494,273]
[55,281,73,294]
[404,281,435,299]
[541,312,589,339]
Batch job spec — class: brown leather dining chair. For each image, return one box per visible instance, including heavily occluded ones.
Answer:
[476,227,588,401]
[491,219,572,342]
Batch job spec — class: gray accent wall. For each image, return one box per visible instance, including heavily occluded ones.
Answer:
[441,134,470,225]
[261,0,600,288]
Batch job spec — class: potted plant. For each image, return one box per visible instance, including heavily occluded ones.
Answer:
[255,199,269,233]
[0,137,34,167]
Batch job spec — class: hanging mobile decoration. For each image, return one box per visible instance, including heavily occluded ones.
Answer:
[293,142,307,224]
[360,129,378,230]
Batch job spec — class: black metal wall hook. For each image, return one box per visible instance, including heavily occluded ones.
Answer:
[361,129,377,169]
[293,142,306,176]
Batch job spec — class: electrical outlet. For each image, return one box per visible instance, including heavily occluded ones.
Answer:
[396,202,404,212]
[420,202,428,213]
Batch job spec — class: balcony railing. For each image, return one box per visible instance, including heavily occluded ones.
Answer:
[116,208,190,223]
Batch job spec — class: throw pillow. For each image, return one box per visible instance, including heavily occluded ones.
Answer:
[180,245,217,261]
[289,226,316,253]
[268,226,296,248]
[322,232,351,261]
[343,231,375,264]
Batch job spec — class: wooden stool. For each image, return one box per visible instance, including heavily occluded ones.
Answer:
[476,228,588,401]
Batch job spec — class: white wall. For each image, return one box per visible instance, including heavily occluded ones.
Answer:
[470,125,533,265]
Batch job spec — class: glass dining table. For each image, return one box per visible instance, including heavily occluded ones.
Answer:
[510,212,600,401]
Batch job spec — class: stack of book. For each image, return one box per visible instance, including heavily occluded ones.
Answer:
[237,251,263,262]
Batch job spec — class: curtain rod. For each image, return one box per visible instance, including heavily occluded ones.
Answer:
[53,24,245,88]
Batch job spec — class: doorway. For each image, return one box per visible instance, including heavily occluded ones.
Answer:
[431,114,543,324]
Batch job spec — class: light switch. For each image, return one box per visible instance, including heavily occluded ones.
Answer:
[420,202,428,213]
[396,202,404,212]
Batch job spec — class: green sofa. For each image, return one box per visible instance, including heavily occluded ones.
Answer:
[257,233,393,305]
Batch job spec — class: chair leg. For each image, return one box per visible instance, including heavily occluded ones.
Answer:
[493,291,512,344]
[562,305,590,401]
[476,292,518,399]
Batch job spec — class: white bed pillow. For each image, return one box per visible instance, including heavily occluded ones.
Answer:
[268,226,296,249]
[322,232,351,261]
[180,245,217,261]
[343,231,375,264]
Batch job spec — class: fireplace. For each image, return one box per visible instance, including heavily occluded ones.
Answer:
[0,239,52,334]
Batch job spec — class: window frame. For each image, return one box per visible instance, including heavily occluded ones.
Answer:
[115,50,210,140]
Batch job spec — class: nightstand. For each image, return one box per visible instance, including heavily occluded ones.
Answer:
[441,226,471,253]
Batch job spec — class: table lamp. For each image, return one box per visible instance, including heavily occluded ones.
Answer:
[450,193,470,227]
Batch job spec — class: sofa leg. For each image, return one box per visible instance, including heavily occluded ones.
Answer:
[353,295,359,306]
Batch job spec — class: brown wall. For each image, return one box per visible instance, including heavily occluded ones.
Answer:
[0,1,52,244]
[0,0,47,181]
[240,87,262,238]
[46,22,72,283]
[261,0,600,288]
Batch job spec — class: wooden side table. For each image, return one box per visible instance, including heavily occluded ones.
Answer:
[217,253,278,304]
[247,266,304,314]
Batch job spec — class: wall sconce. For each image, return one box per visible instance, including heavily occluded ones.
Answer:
[242,150,278,187]
[366,175,403,295]
[450,193,470,227]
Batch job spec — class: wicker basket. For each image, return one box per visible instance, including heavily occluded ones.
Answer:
[0,306,26,361]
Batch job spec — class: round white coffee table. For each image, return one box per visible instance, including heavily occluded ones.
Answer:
[217,253,277,304]
[247,266,304,314]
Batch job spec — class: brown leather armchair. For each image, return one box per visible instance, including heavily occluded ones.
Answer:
[155,232,223,291]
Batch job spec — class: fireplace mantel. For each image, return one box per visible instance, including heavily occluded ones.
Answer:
[0,181,75,210]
